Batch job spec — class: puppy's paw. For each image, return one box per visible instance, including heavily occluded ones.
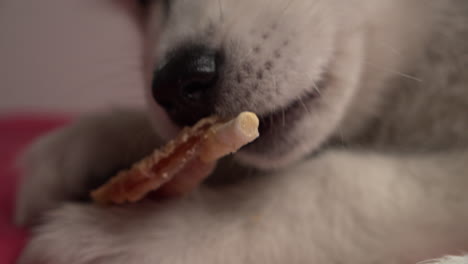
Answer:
[15,127,93,227]
[15,110,160,226]
[18,201,238,264]
[422,256,468,264]
[17,205,125,264]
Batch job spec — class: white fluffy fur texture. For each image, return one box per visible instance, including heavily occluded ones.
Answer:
[423,257,468,264]
[15,0,468,263]
[17,149,468,263]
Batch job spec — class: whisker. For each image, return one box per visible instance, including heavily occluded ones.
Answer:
[280,0,296,16]
[374,41,404,58]
[281,108,286,127]
[273,0,297,29]
[364,61,423,83]
[298,96,311,114]
[311,79,322,95]
[271,74,280,95]
[259,115,267,124]
[218,0,224,22]
[338,128,346,146]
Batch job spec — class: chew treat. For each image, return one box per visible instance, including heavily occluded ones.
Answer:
[91,112,259,205]
[200,112,260,162]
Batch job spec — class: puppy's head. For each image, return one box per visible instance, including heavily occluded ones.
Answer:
[145,0,366,169]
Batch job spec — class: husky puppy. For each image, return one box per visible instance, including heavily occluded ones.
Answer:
[15,0,468,263]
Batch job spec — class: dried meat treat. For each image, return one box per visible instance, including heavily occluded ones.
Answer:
[91,112,259,205]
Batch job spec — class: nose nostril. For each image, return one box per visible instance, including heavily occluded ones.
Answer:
[181,72,217,102]
[152,46,221,126]
[182,81,207,101]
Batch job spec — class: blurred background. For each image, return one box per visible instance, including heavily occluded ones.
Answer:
[0,1,150,263]
[0,0,147,114]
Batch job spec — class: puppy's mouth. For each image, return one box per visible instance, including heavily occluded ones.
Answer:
[256,76,328,138]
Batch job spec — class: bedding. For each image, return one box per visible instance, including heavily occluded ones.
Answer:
[0,114,69,264]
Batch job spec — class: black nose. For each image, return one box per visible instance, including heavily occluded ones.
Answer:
[152,46,220,126]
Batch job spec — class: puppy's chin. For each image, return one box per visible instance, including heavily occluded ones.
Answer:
[233,121,322,170]
[235,147,306,171]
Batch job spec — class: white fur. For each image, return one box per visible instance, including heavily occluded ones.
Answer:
[423,256,468,264]
[15,0,468,263]
[17,149,468,263]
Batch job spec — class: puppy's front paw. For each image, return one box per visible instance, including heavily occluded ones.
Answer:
[422,256,468,264]
[16,128,92,226]
[17,205,122,264]
[18,202,235,264]
[15,111,159,226]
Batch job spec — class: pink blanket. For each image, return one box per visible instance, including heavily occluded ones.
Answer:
[0,114,69,264]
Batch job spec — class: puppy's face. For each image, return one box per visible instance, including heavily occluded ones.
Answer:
[145,0,366,169]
